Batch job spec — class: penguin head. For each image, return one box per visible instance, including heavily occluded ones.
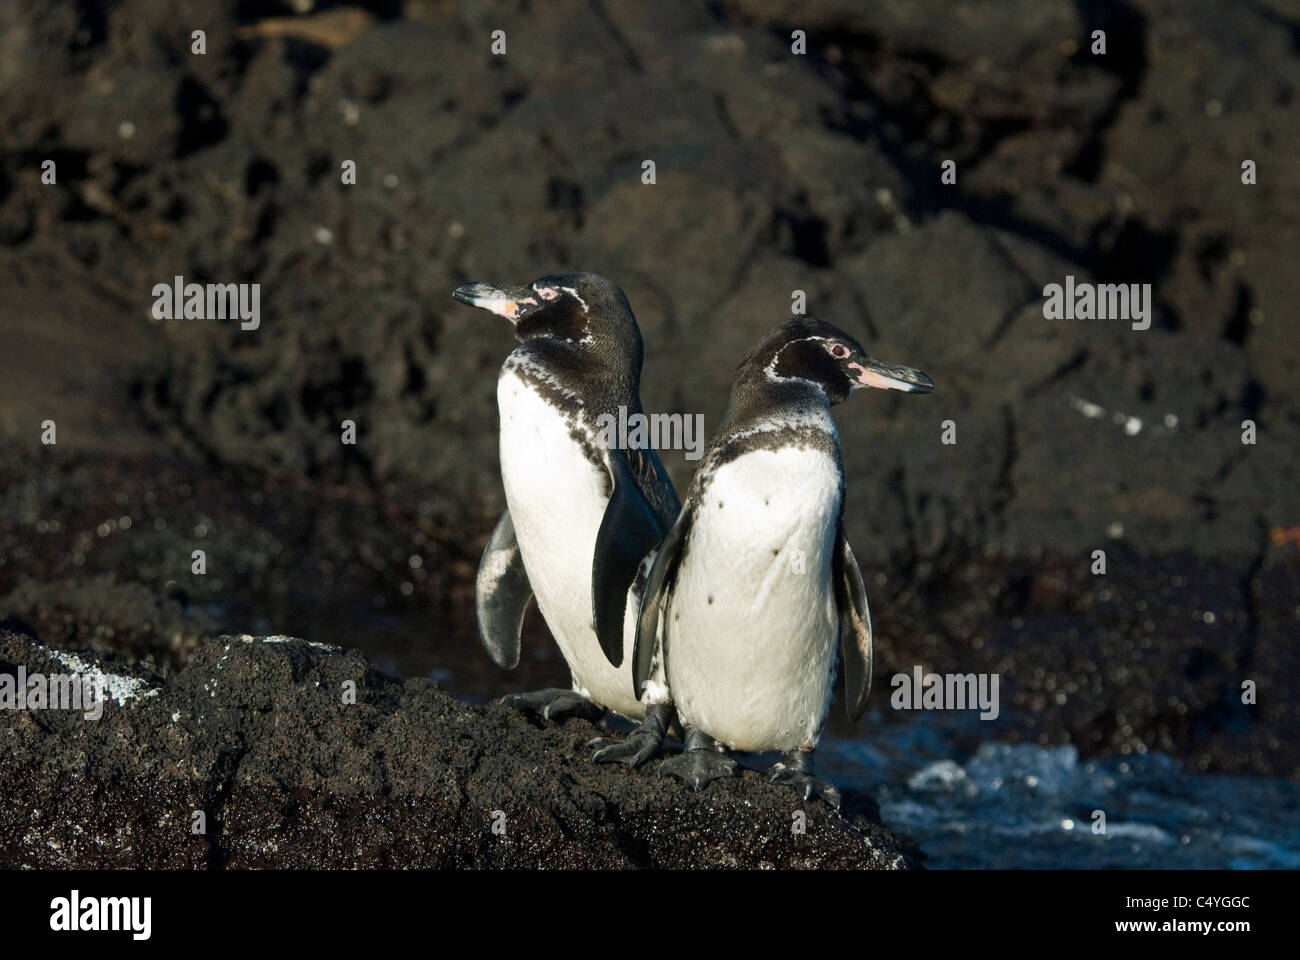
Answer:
[748,317,934,405]
[451,271,642,364]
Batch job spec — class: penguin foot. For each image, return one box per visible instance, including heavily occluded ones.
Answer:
[769,751,841,810]
[657,728,737,791]
[658,749,738,791]
[590,703,674,768]
[499,688,605,724]
[590,730,661,767]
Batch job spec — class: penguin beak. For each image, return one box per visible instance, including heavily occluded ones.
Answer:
[847,355,935,393]
[451,282,543,324]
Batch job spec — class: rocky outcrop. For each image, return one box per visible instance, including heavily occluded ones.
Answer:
[0,631,915,869]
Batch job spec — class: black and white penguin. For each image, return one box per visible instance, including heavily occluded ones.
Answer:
[630,317,934,805]
[453,272,679,766]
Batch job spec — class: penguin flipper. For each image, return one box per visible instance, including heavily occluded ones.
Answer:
[833,524,874,722]
[475,510,533,670]
[632,508,690,700]
[592,449,670,668]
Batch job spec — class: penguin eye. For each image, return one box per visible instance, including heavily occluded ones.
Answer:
[827,342,850,359]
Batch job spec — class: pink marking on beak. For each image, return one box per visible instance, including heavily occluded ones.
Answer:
[502,296,538,319]
[848,361,931,392]
[847,362,889,388]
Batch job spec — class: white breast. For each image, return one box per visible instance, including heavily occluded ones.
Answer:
[667,445,842,752]
[496,366,653,719]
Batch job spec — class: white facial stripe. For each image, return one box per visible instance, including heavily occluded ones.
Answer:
[533,284,590,314]
[559,286,589,312]
[764,336,832,393]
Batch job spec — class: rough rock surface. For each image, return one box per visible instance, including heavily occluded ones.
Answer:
[2,0,1294,561]
[0,631,915,869]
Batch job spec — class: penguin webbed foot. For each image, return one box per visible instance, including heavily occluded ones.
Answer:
[590,703,674,768]
[590,731,660,767]
[769,751,841,810]
[500,688,605,724]
[657,728,738,792]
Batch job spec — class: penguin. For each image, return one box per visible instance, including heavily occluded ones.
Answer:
[453,272,680,766]
[628,317,934,806]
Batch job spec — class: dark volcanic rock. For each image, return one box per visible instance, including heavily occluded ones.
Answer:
[0,632,915,869]
[5,0,1292,572]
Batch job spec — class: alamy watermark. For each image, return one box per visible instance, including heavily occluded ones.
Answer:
[1042,275,1152,331]
[151,275,260,330]
[891,666,1000,720]
[50,890,151,940]
[597,404,705,461]
[0,666,105,720]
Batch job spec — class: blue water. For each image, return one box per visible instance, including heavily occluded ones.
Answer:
[821,712,1300,869]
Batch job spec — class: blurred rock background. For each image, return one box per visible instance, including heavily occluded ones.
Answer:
[0,0,1296,777]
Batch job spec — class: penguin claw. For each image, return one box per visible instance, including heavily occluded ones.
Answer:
[589,703,673,768]
[769,763,841,810]
[589,731,661,768]
[499,688,605,724]
[657,750,738,792]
